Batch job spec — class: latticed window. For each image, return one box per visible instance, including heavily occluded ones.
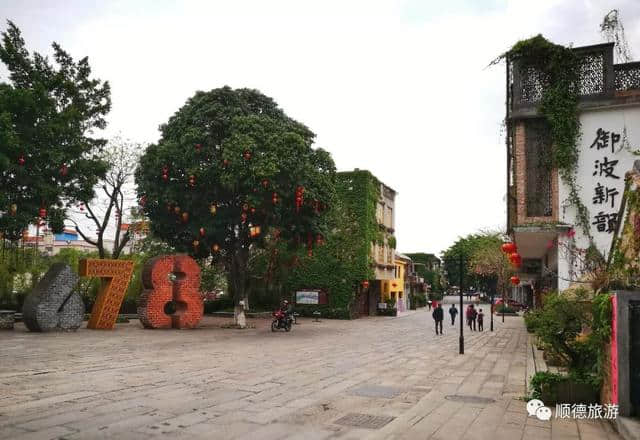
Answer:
[525,119,553,217]
[378,244,384,262]
[387,247,393,264]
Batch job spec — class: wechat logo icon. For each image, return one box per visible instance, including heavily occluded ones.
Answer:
[527,399,552,421]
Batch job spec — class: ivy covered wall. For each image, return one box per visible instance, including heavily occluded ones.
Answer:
[282,170,381,318]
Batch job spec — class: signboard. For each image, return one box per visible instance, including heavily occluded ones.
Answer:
[296,290,319,304]
[378,303,387,309]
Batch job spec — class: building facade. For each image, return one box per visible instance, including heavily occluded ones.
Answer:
[506,42,640,300]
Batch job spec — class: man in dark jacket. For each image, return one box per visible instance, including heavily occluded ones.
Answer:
[449,304,458,326]
[432,303,444,335]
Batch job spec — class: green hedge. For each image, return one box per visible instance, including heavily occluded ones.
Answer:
[294,304,352,320]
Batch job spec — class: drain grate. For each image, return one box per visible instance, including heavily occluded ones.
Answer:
[348,385,405,399]
[334,413,395,430]
[445,395,496,404]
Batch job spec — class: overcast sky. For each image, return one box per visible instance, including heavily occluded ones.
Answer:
[2,0,639,256]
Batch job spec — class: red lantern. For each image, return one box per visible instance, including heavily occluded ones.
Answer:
[242,203,249,212]
[162,173,168,181]
[189,175,196,187]
[60,164,68,176]
[212,243,220,252]
[39,208,47,218]
[241,212,247,223]
[272,192,279,205]
[510,276,520,286]
[315,234,323,245]
[501,242,516,254]
[307,249,313,257]
[223,159,230,168]
[79,203,84,212]
[243,150,251,160]
[199,227,205,237]
[195,143,202,152]
[509,252,522,265]
[139,195,146,206]
[362,280,370,289]
[250,207,256,215]
[261,179,269,188]
[18,155,25,166]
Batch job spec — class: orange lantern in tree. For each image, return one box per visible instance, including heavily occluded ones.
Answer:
[261,179,269,188]
[209,204,217,216]
[223,159,230,168]
[243,150,252,160]
[272,192,279,205]
[181,212,189,223]
[211,243,220,252]
[174,206,181,214]
[189,175,196,187]
[192,239,199,248]
[362,280,370,289]
[195,143,202,152]
[199,227,206,237]
[39,208,47,218]
[510,276,520,285]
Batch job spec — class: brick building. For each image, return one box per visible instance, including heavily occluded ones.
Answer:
[506,42,640,303]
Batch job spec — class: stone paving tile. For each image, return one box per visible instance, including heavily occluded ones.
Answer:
[0,311,623,439]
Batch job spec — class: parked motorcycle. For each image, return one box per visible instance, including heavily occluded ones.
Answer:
[271,309,292,332]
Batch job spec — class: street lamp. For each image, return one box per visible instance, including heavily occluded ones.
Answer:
[444,255,466,355]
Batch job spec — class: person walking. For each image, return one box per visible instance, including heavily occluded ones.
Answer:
[449,304,458,326]
[427,300,432,311]
[470,304,477,331]
[478,308,484,332]
[466,305,473,331]
[432,303,444,335]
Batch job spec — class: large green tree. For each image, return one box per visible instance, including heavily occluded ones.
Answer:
[136,86,336,326]
[441,232,506,292]
[0,21,111,240]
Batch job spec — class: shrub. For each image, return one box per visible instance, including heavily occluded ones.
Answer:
[524,309,541,332]
[496,305,517,314]
[204,296,234,314]
[377,307,397,317]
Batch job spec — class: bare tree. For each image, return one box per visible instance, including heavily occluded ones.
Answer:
[69,136,142,259]
[601,9,633,63]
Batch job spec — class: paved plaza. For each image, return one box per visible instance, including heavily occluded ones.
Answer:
[0,306,621,440]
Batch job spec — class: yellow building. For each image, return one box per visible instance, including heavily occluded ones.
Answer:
[381,253,412,312]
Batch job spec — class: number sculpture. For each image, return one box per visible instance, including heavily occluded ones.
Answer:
[137,255,203,329]
[22,263,84,332]
[79,259,134,330]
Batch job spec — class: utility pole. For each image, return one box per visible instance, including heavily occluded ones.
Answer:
[459,255,464,355]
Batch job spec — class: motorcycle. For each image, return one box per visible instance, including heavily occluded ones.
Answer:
[271,309,292,332]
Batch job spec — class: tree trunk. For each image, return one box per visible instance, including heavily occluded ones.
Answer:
[229,245,249,328]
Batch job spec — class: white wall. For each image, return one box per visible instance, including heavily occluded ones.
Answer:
[558,106,640,290]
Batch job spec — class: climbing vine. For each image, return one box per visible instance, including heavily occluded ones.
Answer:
[496,35,597,248]
[279,170,381,318]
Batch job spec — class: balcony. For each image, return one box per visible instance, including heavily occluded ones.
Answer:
[508,43,640,119]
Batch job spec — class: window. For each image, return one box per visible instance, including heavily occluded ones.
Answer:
[525,119,553,217]
[387,206,393,228]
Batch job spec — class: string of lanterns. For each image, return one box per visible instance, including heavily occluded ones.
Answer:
[501,241,522,285]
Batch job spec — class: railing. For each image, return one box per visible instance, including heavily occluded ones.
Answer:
[615,62,640,91]
[509,42,640,111]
